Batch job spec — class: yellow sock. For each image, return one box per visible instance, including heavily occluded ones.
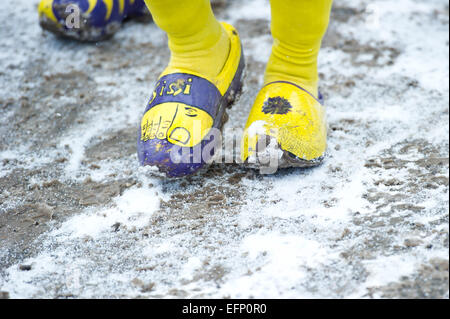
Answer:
[144,0,230,79]
[266,0,333,97]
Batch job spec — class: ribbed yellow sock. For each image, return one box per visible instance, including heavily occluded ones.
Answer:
[266,0,333,97]
[144,0,230,79]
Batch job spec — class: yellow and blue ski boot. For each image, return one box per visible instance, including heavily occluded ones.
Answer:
[138,22,245,177]
[38,0,150,42]
[241,82,327,169]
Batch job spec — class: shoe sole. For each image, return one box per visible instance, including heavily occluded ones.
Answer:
[217,51,246,130]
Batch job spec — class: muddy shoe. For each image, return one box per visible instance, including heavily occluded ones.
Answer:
[241,82,327,171]
[38,0,150,42]
[138,23,245,178]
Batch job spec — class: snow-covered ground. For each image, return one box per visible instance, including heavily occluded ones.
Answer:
[0,0,448,298]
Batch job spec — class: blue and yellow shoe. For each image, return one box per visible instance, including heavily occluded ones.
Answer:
[137,22,245,178]
[38,0,150,42]
[241,82,327,169]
